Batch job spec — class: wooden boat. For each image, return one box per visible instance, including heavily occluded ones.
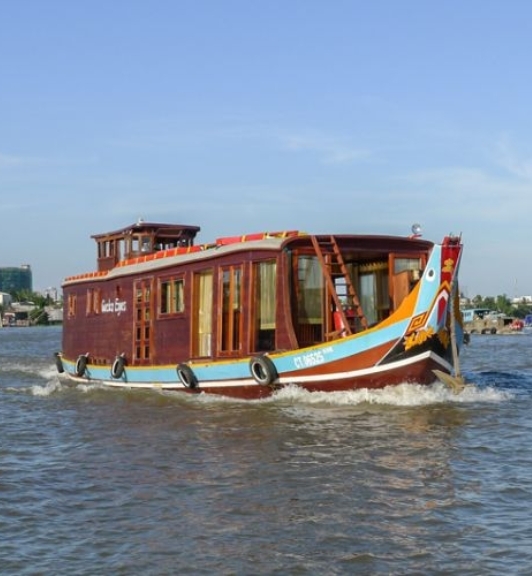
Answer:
[56,219,464,399]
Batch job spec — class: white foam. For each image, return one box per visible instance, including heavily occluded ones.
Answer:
[169,381,512,407]
[25,375,512,406]
[0,361,36,374]
[264,381,513,406]
[31,379,65,397]
[37,365,61,381]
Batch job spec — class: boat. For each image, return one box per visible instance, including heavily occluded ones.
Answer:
[461,307,524,335]
[55,220,464,399]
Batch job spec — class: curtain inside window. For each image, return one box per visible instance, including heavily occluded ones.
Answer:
[259,261,276,329]
[198,272,213,356]
[298,256,323,324]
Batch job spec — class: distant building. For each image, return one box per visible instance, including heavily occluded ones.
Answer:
[0,291,12,307]
[511,296,532,305]
[44,287,59,302]
[46,307,63,324]
[0,265,32,293]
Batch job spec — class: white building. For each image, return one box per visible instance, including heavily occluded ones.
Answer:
[0,292,12,307]
[511,296,532,305]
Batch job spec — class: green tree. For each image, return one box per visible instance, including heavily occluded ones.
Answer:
[29,307,49,326]
[495,294,513,315]
[11,290,51,307]
[472,294,484,307]
[513,300,532,319]
[482,296,496,310]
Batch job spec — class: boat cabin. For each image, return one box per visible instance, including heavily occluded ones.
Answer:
[92,219,201,272]
[63,222,433,373]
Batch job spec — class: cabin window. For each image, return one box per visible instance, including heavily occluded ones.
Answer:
[359,274,377,326]
[67,294,77,318]
[94,289,101,314]
[98,240,115,258]
[394,258,421,275]
[252,260,276,352]
[141,236,151,253]
[297,256,323,324]
[96,240,121,270]
[219,266,243,354]
[85,288,101,316]
[192,270,213,357]
[130,235,152,255]
[159,278,185,315]
[134,279,153,362]
[294,256,323,346]
[358,261,389,325]
[391,257,422,310]
[86,289,93,316]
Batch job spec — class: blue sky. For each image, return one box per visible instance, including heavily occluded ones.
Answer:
[1,1,531,298]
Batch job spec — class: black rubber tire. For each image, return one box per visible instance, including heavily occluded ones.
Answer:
[176,363,198,389]
[249,355,278,386]
[75,354,88,377]
[111,356,126,379]
[54,352,64,374]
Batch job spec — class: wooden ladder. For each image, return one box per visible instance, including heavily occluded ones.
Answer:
[311,235,368,336]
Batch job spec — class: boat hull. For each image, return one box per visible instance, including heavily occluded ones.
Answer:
[59,352,452,400]
[58,224,464,399]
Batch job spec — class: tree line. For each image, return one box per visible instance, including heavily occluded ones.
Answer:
[0,289,61,326]
[466,294,531,318]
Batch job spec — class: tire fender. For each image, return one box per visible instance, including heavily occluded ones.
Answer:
[75,353,89,377]
[54,352,64,374]
[111,355,126,379]
[176,363,198,389]
[249,355,278,386]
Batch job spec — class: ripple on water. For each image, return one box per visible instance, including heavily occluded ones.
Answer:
[1,327,532,574]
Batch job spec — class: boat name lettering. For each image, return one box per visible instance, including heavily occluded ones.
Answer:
[101,298,127,315]
[294,350,326,369]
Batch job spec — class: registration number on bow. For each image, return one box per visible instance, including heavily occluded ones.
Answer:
[293,349,329,369]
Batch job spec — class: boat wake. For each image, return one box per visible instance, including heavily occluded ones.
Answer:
[31,378,66,397]
[18,367,512,406]
[185,380,512,407]
[263,381,511,407]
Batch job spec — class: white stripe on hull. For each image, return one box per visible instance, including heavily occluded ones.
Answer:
[61,350,452,391]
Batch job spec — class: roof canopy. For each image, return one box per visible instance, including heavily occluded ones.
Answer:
[91,220,200,243]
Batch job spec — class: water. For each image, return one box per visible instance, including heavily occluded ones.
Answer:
[1,326,532,575]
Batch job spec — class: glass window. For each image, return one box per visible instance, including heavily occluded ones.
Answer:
[297,256,323,324]
[394,258,421,274]
[252,260,276,352]
[160,278,185,315]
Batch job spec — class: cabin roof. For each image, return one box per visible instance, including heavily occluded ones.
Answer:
[63,230,437,286]
[91,220,201,241]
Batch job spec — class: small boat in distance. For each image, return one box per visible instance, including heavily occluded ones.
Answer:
[56,220,464,399]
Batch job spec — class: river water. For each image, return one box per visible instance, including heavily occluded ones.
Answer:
[1,326,531,575]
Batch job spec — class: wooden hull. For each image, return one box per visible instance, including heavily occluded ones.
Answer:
[58,316,459,399]
[58,347,453,400]
[58,224,464,399]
